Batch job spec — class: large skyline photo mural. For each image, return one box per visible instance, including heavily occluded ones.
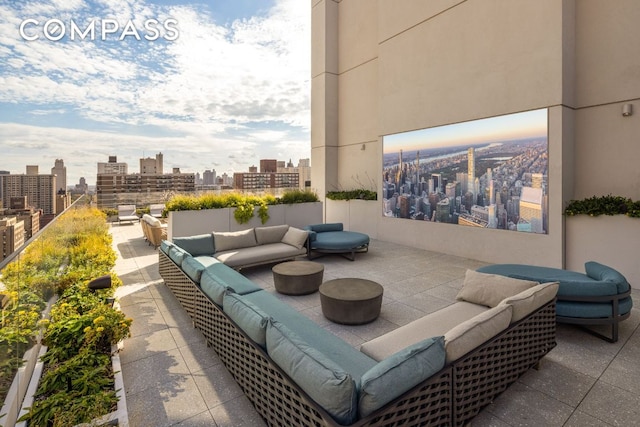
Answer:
[382,108,549,234]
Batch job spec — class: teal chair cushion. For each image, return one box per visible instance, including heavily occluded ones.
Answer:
[199,264,262,306]
[160,240,174,255]
[557,297,633,318]
[306,223,343,233]
[168,246,190,266]
[223,292,269,347]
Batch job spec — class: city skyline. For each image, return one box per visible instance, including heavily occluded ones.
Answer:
[382,109,549,234]
[0,0,311,186]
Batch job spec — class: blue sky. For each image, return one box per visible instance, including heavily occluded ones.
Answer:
[0,0,310,186]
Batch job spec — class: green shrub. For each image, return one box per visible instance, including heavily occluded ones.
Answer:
[278,189,319,204]
[326,189,377,201]
[564,195,640,218]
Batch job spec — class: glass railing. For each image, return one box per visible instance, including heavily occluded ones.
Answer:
[0,195,89,427]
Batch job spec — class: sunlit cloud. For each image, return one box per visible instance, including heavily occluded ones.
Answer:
[0,0,310,185]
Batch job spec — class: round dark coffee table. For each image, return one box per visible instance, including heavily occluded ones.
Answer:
[272,261,324,295]
[319,278,383,325]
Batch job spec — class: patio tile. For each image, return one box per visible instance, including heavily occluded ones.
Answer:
[126,376,209,427]
[484,382,573,426]
[209,395,267,427]
[169,323,206,348]
[173,410,218,426]
[423,284,461,301]
[177,339,223,375]
[123,347,190,395]
[192,363,245,409]
[600,355,640,395]
[380,301,427,326]
[119,327,178,365]
[121,299,169,338]
[468,410,512,426]
[346,316,399,342]
[518,358,596,406]
[563,410,614,427]
[578,381,640,426]
[397,292,452,314]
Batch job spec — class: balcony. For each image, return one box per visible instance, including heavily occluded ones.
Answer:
[111,222,640,426]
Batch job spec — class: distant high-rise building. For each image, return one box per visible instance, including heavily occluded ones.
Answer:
[531,173,543,189]
[519,186,544,233]
[203,169,217,186]
[140,152,164,175]
[260,159,278,173]
[277,158,312,190]
[233,172,299,191]
[51,159,67,192]
[249,165,258,173]
[96,154,194,208]
[467,147,476,196]
[98,156,128,174]
[0,217,25,260]
[71,177,89,195]
[0,166,57,215]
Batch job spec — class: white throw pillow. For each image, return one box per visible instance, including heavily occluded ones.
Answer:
[281,227,308,250]
[456,269,538,308]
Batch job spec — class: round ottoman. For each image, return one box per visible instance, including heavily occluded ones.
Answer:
[319,278,383,325]
[272,261,324,295]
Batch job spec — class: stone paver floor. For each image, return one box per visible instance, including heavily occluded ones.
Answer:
[111,223,640,427]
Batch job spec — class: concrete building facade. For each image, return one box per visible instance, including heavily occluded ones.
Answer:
[311,0,640,267]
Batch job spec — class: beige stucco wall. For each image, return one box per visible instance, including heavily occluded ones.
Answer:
[311,0,640,269]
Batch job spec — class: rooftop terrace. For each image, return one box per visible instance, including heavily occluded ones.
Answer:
[112,223,640,427]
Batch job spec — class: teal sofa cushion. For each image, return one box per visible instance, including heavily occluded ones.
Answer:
[173,234,215,256]
[243,291,376,379]
[557,297,633,318]
[476,264,624,297]
[168,246,190,266]
[160,240,174,255]
[584,261,631,294]
[181,256,220,284]
[312,231,369,251]
[266,319,358,425]
[199,264,261,306]
[307,223,343,233]
[223,292,270,347]
[359,336,446,418]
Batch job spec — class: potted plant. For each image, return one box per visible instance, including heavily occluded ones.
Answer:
[325,188,378,238]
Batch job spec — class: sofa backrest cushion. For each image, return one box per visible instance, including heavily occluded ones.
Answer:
[307,223,343,233]
[359,336,446,418]
[584,261,630,293]
[223,292,269,347]
[144,214,162,227]
[181,256,220,284]
[444,304,512,363]
[213,229,257,252]
[173,234,215,257]
[500,282,559,322]
[281,227,308,250]
[168,246,190,266]
[200,263,262,305]
[160,240,174,255]
[266,319,357,425]
[457,269,538,308]
[255,225,289,245]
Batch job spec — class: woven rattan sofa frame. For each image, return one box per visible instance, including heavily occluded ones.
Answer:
[451,300,557,425]
[158,250,557,426]
[159,250,452,426]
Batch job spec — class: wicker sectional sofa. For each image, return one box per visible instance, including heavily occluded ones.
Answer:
[171,224,309,270]
[158,240,558,426]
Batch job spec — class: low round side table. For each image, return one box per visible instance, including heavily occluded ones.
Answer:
[319,278,383,325]
[272,261,324,295]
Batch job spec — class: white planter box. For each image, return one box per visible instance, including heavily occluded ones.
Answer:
[566,215,640,290]
[168,202,323,239]
[325,199,379,238]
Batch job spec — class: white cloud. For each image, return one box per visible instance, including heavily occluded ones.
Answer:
[0,0,311,184]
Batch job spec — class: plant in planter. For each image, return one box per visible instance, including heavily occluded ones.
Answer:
[165,190,319,225]
[0,207,129,426]
[564,195,640,218]
[20,286,131,427]
[326,189,377,201]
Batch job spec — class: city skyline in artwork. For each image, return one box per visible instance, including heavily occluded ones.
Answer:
[382,108,549,234]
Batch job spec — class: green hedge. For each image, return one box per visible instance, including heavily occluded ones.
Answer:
[165,190,319,224]
[564,195,640,218]
[326,189,377,201]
